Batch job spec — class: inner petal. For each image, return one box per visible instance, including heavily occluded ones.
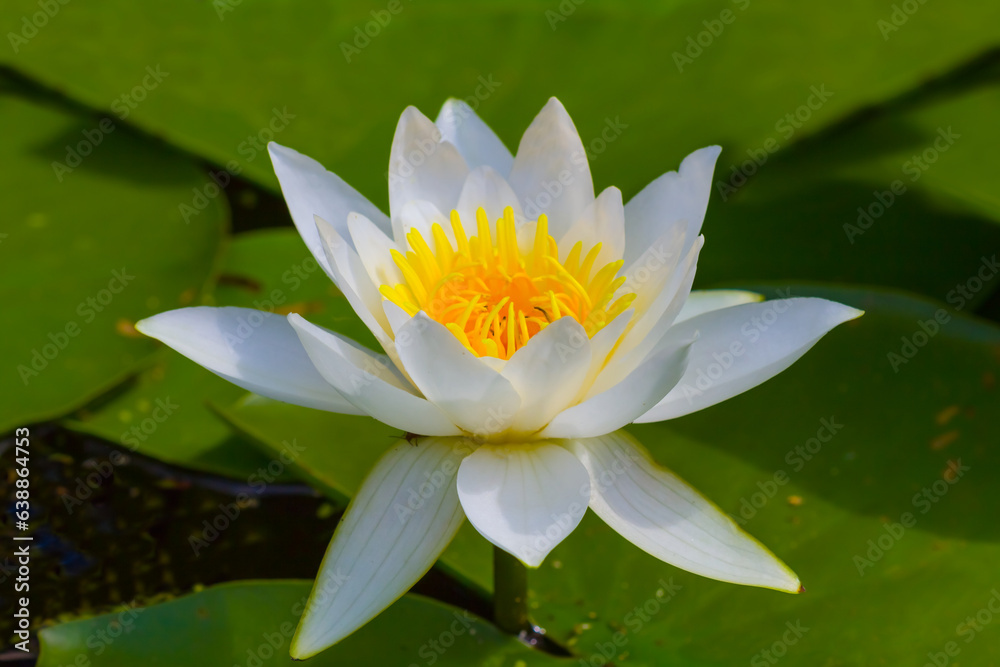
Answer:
[378,206,636,359]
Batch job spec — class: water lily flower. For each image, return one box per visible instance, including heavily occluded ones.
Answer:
[136,97,861,658]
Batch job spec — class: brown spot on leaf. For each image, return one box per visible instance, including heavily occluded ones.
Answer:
[217,273,262,293]
[930,430,959,451]
[935,405,961,426]
[116,319,143,337]
[278,301,325,316]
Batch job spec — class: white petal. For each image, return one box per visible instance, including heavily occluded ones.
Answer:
[382,299,412,335]
[454,166,526,238]
[393,199,451,248]
[508,98,594,238]
[623,145,720,267]
[435,99,514,176]
[543,335,693,439]
[500,317,592,433]
[621,219,688,317]
[674,290,763,324]
[558,186,626,268]
[268,142,390,280]
[348,212,404,290]
[637,298,864,422]
[136,307,361,414]
[315,216,394,345]
[579,309,633,392]
[388,106,468,233]
[291,437,470,658]
[593,237,702,394]
[567,431,801,592]
[288,314,460,436]
[457,442,591,567]
[395,313,521,436]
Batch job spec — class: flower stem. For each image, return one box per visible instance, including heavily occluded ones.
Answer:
[493,546,531,635]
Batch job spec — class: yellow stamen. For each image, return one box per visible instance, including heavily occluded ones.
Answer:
[378,208,636,359]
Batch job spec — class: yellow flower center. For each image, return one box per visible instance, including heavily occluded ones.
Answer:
[378,205,635,359]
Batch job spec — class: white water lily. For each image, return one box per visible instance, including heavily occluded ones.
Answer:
[137,97,861,658]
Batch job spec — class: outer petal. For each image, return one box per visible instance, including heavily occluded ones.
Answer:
[621,219,688,321]
[288,314,460,436]
[348,211,404,290]
[135,306,361,414]
[500,317,592,434]
[290,437,470,658]
[435,99,514,176]
[592,236,702,394]
[674,290,763,324]
[558,186,626,268]
[508,98,594,238]
[388,106,468,235]
[457,442,591,567]
[637,298,864,422]
[454,165,526,238]
[542,335,693,439]
[565,431,801,592]
[395,313,521,437]
[315,216,394,346]
[623,145,721,267]
[268,142,390,280]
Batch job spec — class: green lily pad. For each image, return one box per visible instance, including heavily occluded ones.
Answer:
[5,1,999,307]
[3,0,998,197]
[0,83,225,434]
[37,581,569,666]
[701,64,1000,308]
[63,228,376,478]
[525,285,1000,665]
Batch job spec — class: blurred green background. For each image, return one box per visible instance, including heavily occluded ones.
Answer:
[2,0,1000,665]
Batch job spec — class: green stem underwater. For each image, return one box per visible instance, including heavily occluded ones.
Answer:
[493,546,531,635]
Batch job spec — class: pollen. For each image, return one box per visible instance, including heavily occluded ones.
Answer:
[379,206,635,359]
